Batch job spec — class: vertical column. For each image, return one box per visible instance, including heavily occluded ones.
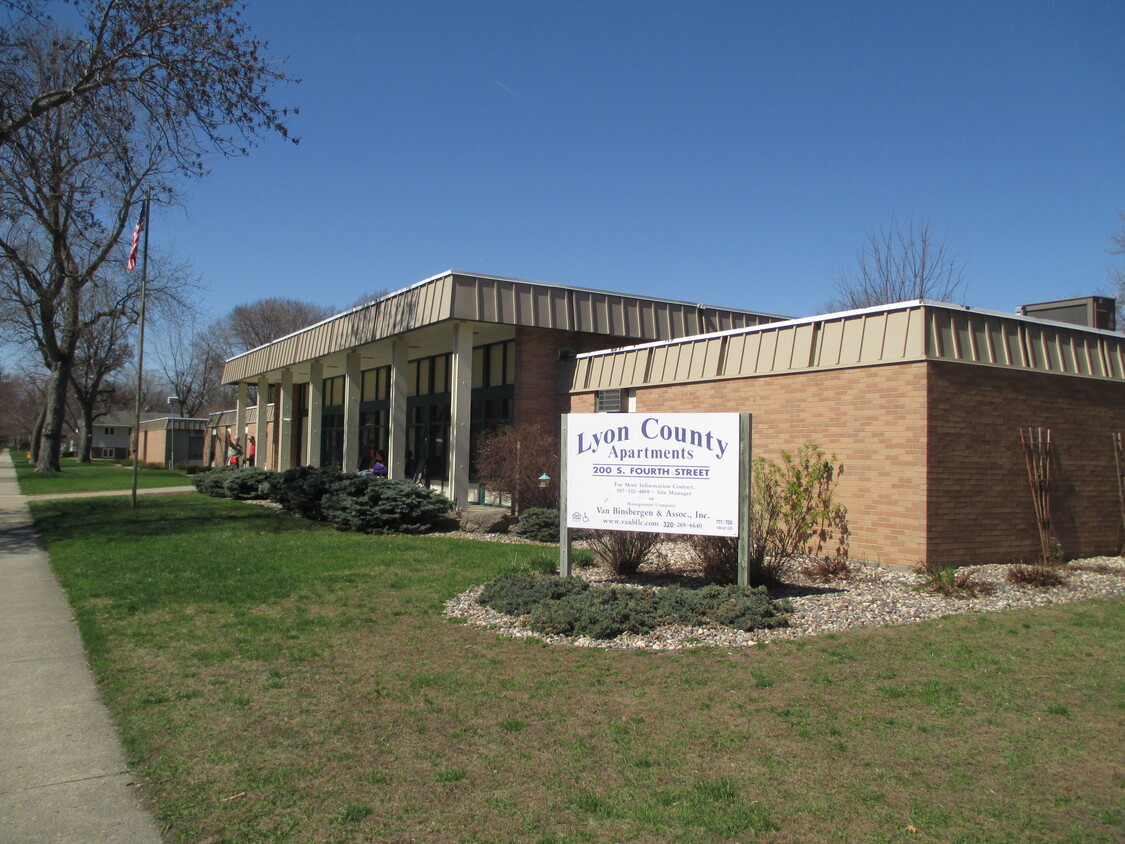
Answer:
[305,360,323,467]
[342,351,361,473]
[255,376,269,469]
[235,381,248,458]
[388,337,408,480]
[277,369,293,471]
[448,321,472,508]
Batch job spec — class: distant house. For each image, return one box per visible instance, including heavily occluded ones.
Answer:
[67,412,158,460]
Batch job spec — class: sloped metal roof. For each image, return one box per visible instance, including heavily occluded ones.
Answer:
[567,301,1125,391]
[221,272,782,384]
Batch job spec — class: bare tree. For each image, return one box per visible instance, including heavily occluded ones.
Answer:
[826,217,967,311]
[0,7,294,473]
[222,297,334,353]
[0,363,45,449]
[0,0,295,155]
[151,313,230,417]
[1107,211,1125,330]
[474,421,560,514]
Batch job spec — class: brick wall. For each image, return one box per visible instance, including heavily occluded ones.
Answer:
[565,360,1125,567]
[515,327,638,432]
[927,361,1125,564]
[568,364,930,566]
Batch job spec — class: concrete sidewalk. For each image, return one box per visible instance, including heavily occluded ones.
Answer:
[0,450,163,844]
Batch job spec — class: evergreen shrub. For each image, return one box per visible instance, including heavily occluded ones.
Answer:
[321,476,453,534]
[530,587,660,639]
[477,572,590,616]
[268,465,344,520]
[514,508,560,543]
[222,467,276,500]
[192,468,231,497]
[475,573,791,640]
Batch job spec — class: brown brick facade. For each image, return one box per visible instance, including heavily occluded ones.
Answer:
[927,361,1125,564]
[514,327,640,432]
[566,361,1125,567]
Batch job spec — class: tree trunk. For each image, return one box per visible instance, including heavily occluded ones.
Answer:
[78,399,94,463]
[36,358,72,473]
[29,400,46,462]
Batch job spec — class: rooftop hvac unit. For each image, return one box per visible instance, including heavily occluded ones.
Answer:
[1018,296,1116,331]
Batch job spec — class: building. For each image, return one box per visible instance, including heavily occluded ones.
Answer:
[137,417,208,468]
[68,411,163,459]
[213,270,780,490]
[214,271,1125,568]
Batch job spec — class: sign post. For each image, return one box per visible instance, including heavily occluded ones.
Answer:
[561,412,751,581]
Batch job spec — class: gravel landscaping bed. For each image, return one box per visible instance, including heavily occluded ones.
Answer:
[442,534,1125,650]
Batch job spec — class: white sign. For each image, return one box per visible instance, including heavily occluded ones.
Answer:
[565,412,742,536]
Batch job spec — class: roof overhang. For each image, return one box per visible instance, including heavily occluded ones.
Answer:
[221,271,784,384]
[566,300,1125,392]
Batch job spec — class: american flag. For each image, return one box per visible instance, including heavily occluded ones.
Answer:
[126,202,145,272]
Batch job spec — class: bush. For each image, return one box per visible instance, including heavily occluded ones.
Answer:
[514,508,560,543]
[689,534,739,584]
[477,572,590,616]
[530,587,660,639]
[476,574,792,641]
[268,465,344,520]
[474,421,560,513]
[917,561,993,598]
[321,476,454,534]
[655,584,791,632]
[1006,563,1067,588]
[800,555,855,581]
[690,444,849,587]
[585,530,663,577]
[192,468,231,497]
[222,467,276,500]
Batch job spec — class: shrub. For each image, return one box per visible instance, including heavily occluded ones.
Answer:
[192,468,231,497]
[656,584,790,631]
[529,587,661,639]
[476,573,792,641]
[321,476,454,534]
[268,465,344,520]
[917,561,993,598]
[474,421,559,514]
[691,444,849,587]
[689,534,739,584]
[514,508,560,543]
[1006,564,1068,588]
[477,572,590,616]
[800,555,855,581]
[584,530,663,577]
[222,467,276,500]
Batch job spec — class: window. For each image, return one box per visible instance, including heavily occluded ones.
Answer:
[103,427,116,436]
[101,448,116,459]
[596,389,623,413]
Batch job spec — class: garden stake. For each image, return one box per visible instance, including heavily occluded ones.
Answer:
[1019,427,1053,565]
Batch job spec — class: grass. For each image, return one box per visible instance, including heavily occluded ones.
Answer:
[13,450,193,495]
[30,493,1125,843]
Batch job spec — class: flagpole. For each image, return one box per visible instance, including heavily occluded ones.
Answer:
[130,195,150,509]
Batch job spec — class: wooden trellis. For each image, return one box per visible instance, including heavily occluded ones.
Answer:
[1019,427,1053,565]
[1114,433,1125,554]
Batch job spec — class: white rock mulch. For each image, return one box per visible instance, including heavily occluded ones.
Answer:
[442,542,1125,650]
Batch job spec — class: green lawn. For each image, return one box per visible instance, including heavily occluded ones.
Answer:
[31,494,1125,843]
[13,450,194,495]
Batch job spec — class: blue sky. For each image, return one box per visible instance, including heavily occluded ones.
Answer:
[161,0,1124,320]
